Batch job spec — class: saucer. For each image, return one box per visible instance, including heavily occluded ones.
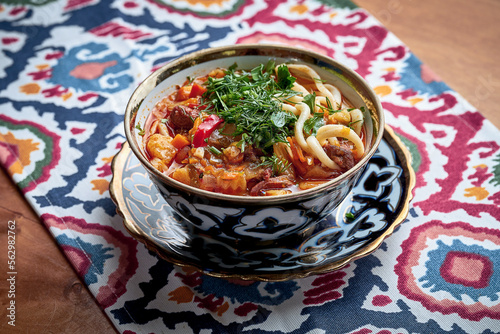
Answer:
[110,126,415,281]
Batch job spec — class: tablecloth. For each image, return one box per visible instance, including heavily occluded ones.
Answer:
[1,0,500,333]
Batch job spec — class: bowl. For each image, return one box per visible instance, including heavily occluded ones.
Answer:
[124,44,384,246]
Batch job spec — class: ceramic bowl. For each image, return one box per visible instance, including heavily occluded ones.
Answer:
[124,44,384,245]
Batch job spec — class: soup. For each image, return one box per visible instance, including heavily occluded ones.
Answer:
[141,61,366,196]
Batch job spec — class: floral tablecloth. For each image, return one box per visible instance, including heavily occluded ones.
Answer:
[1,1,500,333]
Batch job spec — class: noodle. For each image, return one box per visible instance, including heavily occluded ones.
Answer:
[294,103,312,154]
[349,108,364,136]
[286,64,341,109]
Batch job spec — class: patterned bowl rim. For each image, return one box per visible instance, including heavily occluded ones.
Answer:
[124,44,385,205]
[110,125,415,281]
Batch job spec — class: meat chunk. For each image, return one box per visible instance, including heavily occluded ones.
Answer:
[206,123,238,149]
[243,146,265,163]
[249,175,294,196]
[206,128,235,149]
[170,105,199,129]
[323,144,355,171]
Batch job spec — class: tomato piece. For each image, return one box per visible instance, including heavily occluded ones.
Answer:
[176,86,192,101]
[189,83,207,98]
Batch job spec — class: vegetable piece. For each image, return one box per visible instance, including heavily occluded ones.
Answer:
[147,134,178,166]
[189,83,207,98]
[345,212,355,220]
[217,171,247,195]
[176,86,192,101]
[170,166,192,185]
[171,134,190,149]
[150,157,168,173]
[180,97,200,108]
[207,146,222,156]
[135,123,145,136]
[174,145,190,163]
[192,114,223,147]
[298,180,328,190]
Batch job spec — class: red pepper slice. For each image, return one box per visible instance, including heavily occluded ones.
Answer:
[192,114,223,147]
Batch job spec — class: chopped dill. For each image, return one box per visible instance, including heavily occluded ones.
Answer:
[201,61,300,155]
[260,154,292,175]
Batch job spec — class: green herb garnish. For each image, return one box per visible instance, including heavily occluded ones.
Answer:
[315,97,344,115]
[207,146,222,156]
[303,93,316,113]
[276,64,296,90]
[348,119,362,129]
[345,212,355,220]
[135,123,145,136]
[325,96,338,114]
[303,112,325,136]
[202,61,299,154]
[260,154,292,175]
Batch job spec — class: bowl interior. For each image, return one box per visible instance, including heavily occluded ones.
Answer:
[125,45,384,202]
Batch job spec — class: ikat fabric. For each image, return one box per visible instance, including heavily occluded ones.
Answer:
[1,0,500,333]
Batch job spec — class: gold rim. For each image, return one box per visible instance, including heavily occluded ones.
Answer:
[110,125,415,281]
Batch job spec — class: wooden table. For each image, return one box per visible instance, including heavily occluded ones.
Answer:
[1,0,498,332]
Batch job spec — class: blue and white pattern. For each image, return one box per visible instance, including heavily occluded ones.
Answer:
[112,131,411,279]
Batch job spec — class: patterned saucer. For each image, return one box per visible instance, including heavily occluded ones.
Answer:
[110,126,415,281]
